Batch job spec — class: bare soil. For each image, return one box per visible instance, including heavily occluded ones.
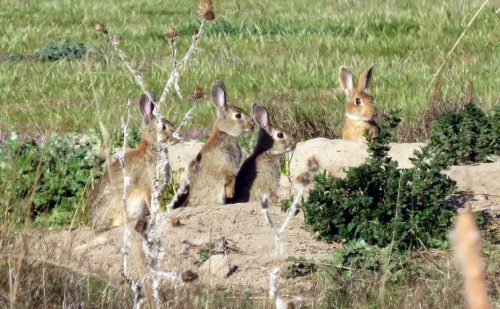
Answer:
[8,138,499,294]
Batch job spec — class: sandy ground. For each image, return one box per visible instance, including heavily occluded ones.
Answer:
[8,138,499,294]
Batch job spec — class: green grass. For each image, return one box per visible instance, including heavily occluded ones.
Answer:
[0,1,499,306]
[0,0,498,140]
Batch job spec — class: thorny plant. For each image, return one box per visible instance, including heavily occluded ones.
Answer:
[260,156,319,309]
[95,1,214,307]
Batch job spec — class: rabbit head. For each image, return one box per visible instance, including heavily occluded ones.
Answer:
[339,65,377,122]
[253,104,296,155]
[139,93,177,144]
[211,81,254,137]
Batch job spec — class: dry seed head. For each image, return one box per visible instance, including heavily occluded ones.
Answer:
[112,34,123,45]
[296,172,312,186]
[307,156,320,173]
[170,217,181,227]
[191,85,203,100]
[199,0,215,21]
[164,27,178,41]
[94,23,108,34]
[181,270,198,282]
[260,194,270,209]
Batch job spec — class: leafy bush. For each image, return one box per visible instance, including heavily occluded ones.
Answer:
[0,132,101,227]
[332,240,391,272]
[422,102,499,165]
[281,256,318,279]
[33,41,87,61]
[301,114,456,252]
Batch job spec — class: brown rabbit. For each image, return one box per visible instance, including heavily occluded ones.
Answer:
[172,81,255,207]
[230,104,296,204]
[89,93,176,232]
[339,65,379,142]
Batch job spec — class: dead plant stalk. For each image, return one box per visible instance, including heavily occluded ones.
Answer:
[101,19,208,309]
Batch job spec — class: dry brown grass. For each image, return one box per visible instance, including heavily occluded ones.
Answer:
[394,82,473,142]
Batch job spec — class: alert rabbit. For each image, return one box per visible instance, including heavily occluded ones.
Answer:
[230,104,296,204]
[89,93,176,232]
[172,81,254,207]
[339,65,379,142]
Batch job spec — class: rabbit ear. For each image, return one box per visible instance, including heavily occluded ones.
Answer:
[339,66,354,97]
[212,81,227,110]
[358,64,374,93]
[139,92,156,124]
[253,104,269,128]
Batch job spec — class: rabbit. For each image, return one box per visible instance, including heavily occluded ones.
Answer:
[89,93,177,232]
[172,80,255,208]
[230,104,297,204]
[339,64,379,142]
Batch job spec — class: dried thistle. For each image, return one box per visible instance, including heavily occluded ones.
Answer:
[113,34,123,45]
[296,172,311,186]
[191,85,203,100]
[307,156,320,173]
[170,216,181,227]
[296,156,320,185]
[164,27,178,42]
[260,194,270,209]
[199,0,215,21]
[181,270,199,282]
[95,23,108,34]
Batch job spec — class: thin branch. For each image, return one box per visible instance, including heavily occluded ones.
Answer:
[278,186,304,235]
[118,99,133,281]
[260,156,318,308]
[169,39,183,99]
[171,102,198,141]
[146,19,207,309]
[158,20,206,106]
[102,32,154,104]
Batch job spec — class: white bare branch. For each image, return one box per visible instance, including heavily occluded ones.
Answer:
[118,99,133,281]
[158,20,206,106]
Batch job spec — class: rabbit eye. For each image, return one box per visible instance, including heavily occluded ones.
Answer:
[235,113,242,119]
[277,132,284,139]
[355,98,361,105]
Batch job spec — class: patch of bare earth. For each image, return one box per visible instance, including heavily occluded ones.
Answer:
[7,138,499,294]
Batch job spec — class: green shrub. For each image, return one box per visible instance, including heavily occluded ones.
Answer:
[422,102,499,165]
[300,114,456,252]
[0,132,101,227]
[332,240,392,272]
[281,256,318,279]
[33,41,87,61]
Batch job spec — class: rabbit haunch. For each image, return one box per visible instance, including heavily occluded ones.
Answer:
[339,64,379,142]
[230,104,297,204]
[173,81,255,207]
[89,93,176,232]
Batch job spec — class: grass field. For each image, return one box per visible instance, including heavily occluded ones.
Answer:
[1,0,498,140]
[0,0,499,307]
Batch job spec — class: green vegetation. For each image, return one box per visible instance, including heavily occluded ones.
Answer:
[422,103,500,165]
[282,256,318,279]
[1,0,498,140]
[194,248,213,267]
[0,132,101,227]
[300,115,456,252]
[0,0,498,307]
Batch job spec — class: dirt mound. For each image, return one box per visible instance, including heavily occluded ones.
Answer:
[9,138,499,294]
[14,202,333,294]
